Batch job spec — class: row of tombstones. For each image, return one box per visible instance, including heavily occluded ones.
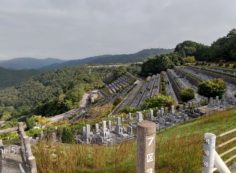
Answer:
[79,105,181,144]
[78,96,233,145]
[208,95,236,108]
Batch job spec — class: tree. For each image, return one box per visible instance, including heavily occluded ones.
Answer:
[174,41,209,60]
[141,54,177,76]
[180,88,195,102]
[142,94,174,109]
[198,78,226,98]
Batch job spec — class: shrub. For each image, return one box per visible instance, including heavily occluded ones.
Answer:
[121,106,138,113]
[142,94,174,109]
[26,117,36,129]
[113,97,122,106]
[225,64,230,68]
[27,128,43,138]
[233,64,236,69]
[88,103,113,118]
[183,56,196,63]
[198,78,226,98]
[219,63,224,67]
[61,127,75,144]
[180,88,195,102]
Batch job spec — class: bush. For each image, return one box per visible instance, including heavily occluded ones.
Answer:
[198,78,226,98]
[26,117,36,129]
[233,64,236,69]
[219,63,224,67]
[113,97,122,106]
[180,88,195,102]
[121,106,138,113]
[61,127,75,144]
[142,94,174,109]
[225,64,230,68]
[183,56,196,63]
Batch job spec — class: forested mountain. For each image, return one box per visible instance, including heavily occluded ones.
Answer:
[0,67,39,88]
[45,48,173,69]
[0,57,64,70]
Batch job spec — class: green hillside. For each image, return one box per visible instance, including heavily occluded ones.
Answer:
[0,65,125,119]
[0,67,39,88]
[33,108,236,173]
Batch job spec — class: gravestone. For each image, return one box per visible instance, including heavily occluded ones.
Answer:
[137,112,143,123]
[171,105,175,114]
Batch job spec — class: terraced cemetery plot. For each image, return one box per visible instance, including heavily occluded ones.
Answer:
[110,80,144,114]
[167,69,204,103]
[161,71,178,103]
[174,67,202,87]
[209,66,236,76]
[186,66,236,98]
[173,67,205,102]
[106,73,136,94]
[192,66,236,85]
[130,75,160,108]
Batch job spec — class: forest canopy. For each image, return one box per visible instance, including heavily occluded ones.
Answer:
[174,29,236,61]
[0,66,116,119]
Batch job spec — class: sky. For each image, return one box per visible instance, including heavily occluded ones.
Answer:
[0,0,235,60]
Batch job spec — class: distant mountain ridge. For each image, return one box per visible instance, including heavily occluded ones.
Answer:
[0,57,64,70]
[48,48,173,69]
[0,48,173,70]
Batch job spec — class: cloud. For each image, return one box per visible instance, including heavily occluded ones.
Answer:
[0,0,235,60]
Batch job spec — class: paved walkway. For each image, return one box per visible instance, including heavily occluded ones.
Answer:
[1,145,22,173]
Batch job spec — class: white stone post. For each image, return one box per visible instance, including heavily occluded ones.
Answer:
[108,120,112,130]
[117,117,121,126]
[150,109,154,121]
[128,113,133,120]
[82,126,86,138]
[171,105,175,114]
[160,107,164,116]
[85,124,91,141]
[202,133,216,173]
[102,121,107,132]
[95,123,99,134]
[137,112,143,122]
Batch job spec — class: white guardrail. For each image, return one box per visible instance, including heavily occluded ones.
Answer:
[203,128,236,173]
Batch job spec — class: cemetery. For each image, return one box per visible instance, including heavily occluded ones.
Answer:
[0,5,236,172]
[64,64,236,146]
[25,64,234,148]
[76,95,234,144]
[2,64,236,172]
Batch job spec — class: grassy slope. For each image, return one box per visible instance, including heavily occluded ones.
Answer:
[33,108,236,173]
